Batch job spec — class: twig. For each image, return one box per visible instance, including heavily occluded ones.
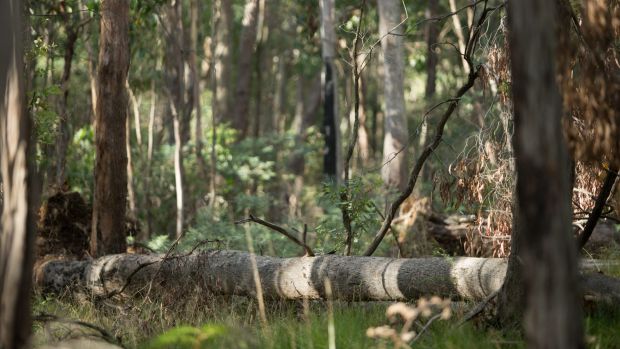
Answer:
[410,313,442,344]
[235,215,315,256]
[341,0,367,256]
[457,290,499,325]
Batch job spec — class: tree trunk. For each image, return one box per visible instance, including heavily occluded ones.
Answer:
[172,100,184,239]
[356,55,370,167]
[497,1,584,347]
[91,0,130,256]
[320,0,339,179]
[143,83,156,241]
[125,115,137,221]
[54,23,79,190]
[162,0,185,145]
[0,0,37,346]
[378,0,408,191]
[208,0,224,207]
[190,0,208,182]
[447,0,469,74]
[232,0,260,139]
[213,0,233,125]
[35,251,620,305]
[424,0,438,101]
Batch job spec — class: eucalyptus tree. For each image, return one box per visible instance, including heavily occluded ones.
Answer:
[377,0,408,191]
[91,0,130,255]
[0,0,37,347]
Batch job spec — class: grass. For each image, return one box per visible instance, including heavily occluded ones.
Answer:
[32,292,620,349]
[31,293,521,349]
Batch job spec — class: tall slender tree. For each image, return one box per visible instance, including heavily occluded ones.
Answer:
[232,0,260,139]
[496,0,584,347]
[213,0,233,124]
[162,0,185,145]
[377,0,408,191]
[0,0,37,347]
[91,0,130,256]
[320,0,339,179]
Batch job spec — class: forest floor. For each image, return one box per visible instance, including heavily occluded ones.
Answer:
[32,288,620,348]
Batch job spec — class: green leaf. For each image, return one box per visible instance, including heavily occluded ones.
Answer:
[147,324,227,349]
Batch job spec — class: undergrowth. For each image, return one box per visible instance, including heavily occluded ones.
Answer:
[31,293,620,349]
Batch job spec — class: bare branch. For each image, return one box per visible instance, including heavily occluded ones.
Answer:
[236,215,315,256]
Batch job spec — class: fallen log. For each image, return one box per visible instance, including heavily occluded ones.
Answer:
[35,250,620,303]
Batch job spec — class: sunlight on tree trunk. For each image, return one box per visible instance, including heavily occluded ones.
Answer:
[448,0,469,74]
[0,0,37,346]
[378,0,408,191]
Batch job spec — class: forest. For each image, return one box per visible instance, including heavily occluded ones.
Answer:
[1,0,620,348]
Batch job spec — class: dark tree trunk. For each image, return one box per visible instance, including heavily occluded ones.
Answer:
[232,0,260,139]
[162,0,185,145]
[0,0,38,346]
[424,0,438,100]
[91,0,130,256]
[320,0,339,179]
[213,0,233,125]
[54,23,79,190]
[497,1,584,347]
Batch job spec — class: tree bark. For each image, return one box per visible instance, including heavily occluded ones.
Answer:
[190,0,208,183]
[172,100,184,239]
[213,0,233,125]
[91,0,130,256]
[0,0,37,346]
[140,82,156,241]
[378,0,408,191]
[162,0,185,145]
[125,115,137,221]
[447,0,469,74]
[497,1,584,347]
[35,251,620,305]
[54,22,79,190]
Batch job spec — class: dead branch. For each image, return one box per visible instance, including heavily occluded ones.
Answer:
[578,166,619,249]
[236,215,315,256]
[340,1,367,256]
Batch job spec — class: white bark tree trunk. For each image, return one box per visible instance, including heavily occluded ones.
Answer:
[378,0,408,191]
[34,251,620,304]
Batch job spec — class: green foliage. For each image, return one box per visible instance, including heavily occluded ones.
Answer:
[146,234,172,253]
[66,126,96,198]
[315,175,383,254]
[146,324,227,349]
[27,36,61,167]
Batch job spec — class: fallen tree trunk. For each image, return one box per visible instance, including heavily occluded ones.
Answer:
[34,250,620,303]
